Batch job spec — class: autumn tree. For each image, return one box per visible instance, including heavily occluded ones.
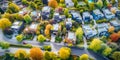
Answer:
[58,47,71,60]
[64,8,69,18]
[96,0,103,9]
[112,51,120,60]
[48,0,58,8]
[0,18,11,30]
[24,14,32,24]
[108,26,115,33]
[89,38,102,52]
[30,47,44,60]
[79,54,89,60]
[37,35,46,43]
[44,24,52,39]
[6,2,20,13]
[16,34,24,42]
[14,49,28,60]
[110,33,119,42]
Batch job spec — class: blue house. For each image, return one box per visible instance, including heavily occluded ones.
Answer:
[92,9,104,20]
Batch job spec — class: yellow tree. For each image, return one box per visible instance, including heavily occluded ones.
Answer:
[89,38,102,52]
[30,47,44,60]
[79,54,89,60]
[102,47,112,56]
[58,47,71,60]
[88,2,95,11]
[14,49,28,60]
[48,0,58,8]
[108,26,115,33]
[0,18,11,30]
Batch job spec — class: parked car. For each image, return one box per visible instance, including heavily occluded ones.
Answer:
[82,25,97,39]
[71,11,82,23]
[53,12,66,23]
[102,9,115,20]
[110,20,120,32]
[82,12,93,23]
[65,18,72,30]
[97,23,109,37]
[11,21,25,34]
[65,0,74,8]
[41,6,51,20]
[92,9,104,20]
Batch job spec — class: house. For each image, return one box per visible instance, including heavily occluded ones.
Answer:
[82,25,97,39]
[102,9,115,20]
[53,12,66,23]
[30,11,41,21]
[51,24,61,34]
[41,6,51,20]
[24,23,38,34]
[11,21,24,34]
[65,32,76,44]
[97,23,109,37]
[71,11,82,23]
[65,0,74,8]
[110,20,120,32]
[65,18,72,30]
[92,9,104,20]
[82,12,93,23]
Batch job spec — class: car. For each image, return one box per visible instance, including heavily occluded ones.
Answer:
[71,11,82,23]
[92,9,104,20]
[97,23,109,37]
[65,0,74,8]
[102,9,115,20]
[41,6,51,20]
[53,12,66,23]
[82,12,93,23]
[110,20,120,32]
[82,25,97,39]
[65,18,72,30]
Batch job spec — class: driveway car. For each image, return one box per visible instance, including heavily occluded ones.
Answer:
[82,25,97,39]
[102,9,115,20]
[65,0,74,8]
[97,23,109,37]
[92,9,104,20]
[110,20,120,32]
[82,12,93,23]
[41,6,51,20]
[71,11,82,23]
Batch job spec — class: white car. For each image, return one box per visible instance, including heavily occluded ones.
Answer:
[102,9,115,20]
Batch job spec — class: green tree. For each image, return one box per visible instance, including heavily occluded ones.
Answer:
[58,47,71,60]
[0,41,10,49]
[96,0,103,9]
[75,27,83,43]
[44,51,51,60]
[108,42,118,51]
[24,14,32,24]
[112,51,120,60]
[29,2,37,10]
[64,8,69,18]
[37,35,46,43]
[88,2,95,11]
[6,2,20,13]
[102,47,112,56]
[89,38,102,52]
[21,0,29,6]
[16,34,24,42]
[79,54,89,60]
